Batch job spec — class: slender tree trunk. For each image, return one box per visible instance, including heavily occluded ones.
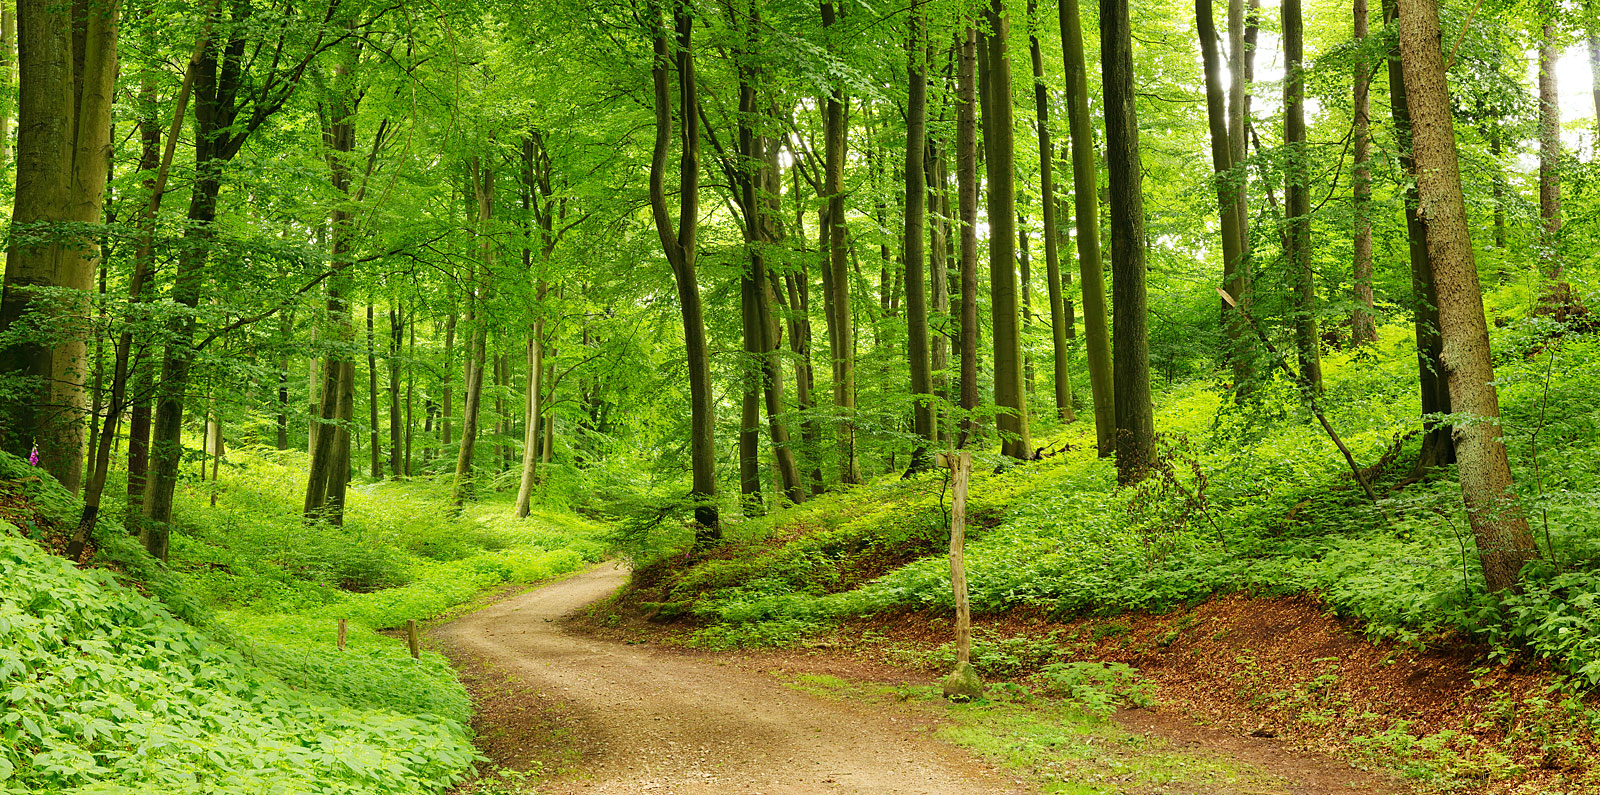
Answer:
[1383,0,1455,473]
[739,269,765,511]
[453,159,493,506]
[904,5,934,469]
[366,300,382,478]
[1029,6,1074,423]
[1538,21,1562,275]
[388,302,402,477]
[982,0,1029,460]
[441,309,455,451]
[822,0,859,484]
[1197,0,1251,383]
[1352,0,1376,345]
[649,5,720,539]
[956,26,980,448]
[1396,0,1537,593]
[82,24,202,551]
[1225,0,1256,389]
[1060,0,1115,453]
[1590,26,1600,145]
[1284,0,1321,389]
[1490,124,1506,248]
[927,135,952,439]
[1102,0,1156,484]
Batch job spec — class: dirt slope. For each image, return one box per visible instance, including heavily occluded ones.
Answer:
[432,563,1028,794]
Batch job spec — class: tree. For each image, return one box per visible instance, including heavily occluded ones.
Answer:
[903,3,934,470]
[1283,0,1321,392]
[1351,0,1376,345]
[1396,0,1538,593]
[0,0,120,494]
[1101,0,1155,484]
[1059,0,1115,453]
[648,0,719,542]
[1028,0,1075,424]
[982,0,1030,460]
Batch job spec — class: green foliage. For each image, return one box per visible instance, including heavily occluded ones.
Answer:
[0,526,476,795]
[619,305,1600,690]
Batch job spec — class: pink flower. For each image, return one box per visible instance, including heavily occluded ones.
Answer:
[28,445,39,466]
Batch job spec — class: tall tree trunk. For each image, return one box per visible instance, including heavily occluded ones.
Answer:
[1029,5,1074,423]
[0,0,119,494]
[1102,0,1156,484]
[1538,21,1562,275]
[388,302,402,477]
[366,300,382,478]
[1197,0,1250,383]
[453,159,493,506]
[1396,0,1537,593]
[822,0,859,484]
[1490,123,1505,248]
[1589,25,1600,145]
[927,135,952,439]
[649,5,720,540]
[1060,0,1115,453]
[955,26,980,448]
[1351,0,1376,345]
[982,0,1029,460]
[904,5,934,469]
[83,22,202,551]
[1383,0,1454,473]
[739,270,764,511]
[441,308,455,451]
[1284,0,1321,390]
[1225,0,1256,389]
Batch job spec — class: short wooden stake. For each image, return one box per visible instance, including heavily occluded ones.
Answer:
[406,619,420,659]
[336,618,347,651]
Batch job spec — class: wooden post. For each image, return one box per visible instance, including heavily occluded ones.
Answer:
[405,619,420,659]
[336,618,347,651]
[950,450,972,665]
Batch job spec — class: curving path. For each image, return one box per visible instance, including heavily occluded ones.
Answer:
[432,563,1028,795]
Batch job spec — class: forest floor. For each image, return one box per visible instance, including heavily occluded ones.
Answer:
[435,563,1404,795]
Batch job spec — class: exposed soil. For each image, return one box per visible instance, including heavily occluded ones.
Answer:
[433,563,1029,794]
[435,564,1438,795]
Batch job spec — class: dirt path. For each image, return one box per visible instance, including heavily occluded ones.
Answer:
[433,563,1029,795]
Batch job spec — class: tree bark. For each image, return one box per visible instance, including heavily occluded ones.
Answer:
[1060,0,1115,454]
[1224,0,1256,389]
[1102,0,1156,484]
[1029,3,1074,423]
[982,0,1029,460]
[1284,0,1321,390]
[366,299,382,478]
[1396,0,1538,593]
[649,4,720,540]
[0,0,119,494]
[904,5,934,470]
[821,0,860,484]
[1383,0,1454,473]
[1197,0,1250,381]
[452,159,493,506]
[1538,21,1562,274]
[1351,0,1376,345]
[955,26,980,448]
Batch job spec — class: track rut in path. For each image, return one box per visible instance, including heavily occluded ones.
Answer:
[432,563,1029,795]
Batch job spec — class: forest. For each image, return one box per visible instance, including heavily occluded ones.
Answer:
[1,0,1598,791]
